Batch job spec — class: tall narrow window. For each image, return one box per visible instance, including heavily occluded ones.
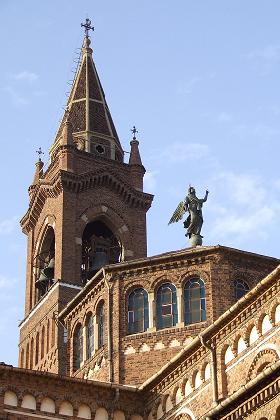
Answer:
[97,303,105,348]
[184,278,206,324]
[20,348,25,368]
[73,324,83,371]
[156,283,178,330]
[35,333,39,365]
[86,314,94,359]
[234,279,249,301]
[30,338,34,369]
[26,343,30,369]
[128,288,149,334]
[46,319,50,354]
[41,326,45,360]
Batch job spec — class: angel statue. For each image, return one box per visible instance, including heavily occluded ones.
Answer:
[169,186,209,247]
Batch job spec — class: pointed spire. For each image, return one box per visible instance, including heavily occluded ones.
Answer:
[51,21,123,162]
[129,126,142,166]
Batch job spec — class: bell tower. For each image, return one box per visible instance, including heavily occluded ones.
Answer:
[18,21,153,375]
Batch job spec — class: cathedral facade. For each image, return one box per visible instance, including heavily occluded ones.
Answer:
[0,25,280,420]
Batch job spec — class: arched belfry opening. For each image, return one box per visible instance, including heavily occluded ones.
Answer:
[81,220,121,283]
[34,226,55,299]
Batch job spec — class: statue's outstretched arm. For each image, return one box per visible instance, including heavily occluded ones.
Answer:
[198,190,209,203]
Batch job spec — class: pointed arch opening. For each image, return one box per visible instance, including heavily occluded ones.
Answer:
[34,226,55,299]
[81,220,121,283]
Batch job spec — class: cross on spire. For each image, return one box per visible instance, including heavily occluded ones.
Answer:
[131,126,138,140]
[36,147,44,162]
[81,18,94,38]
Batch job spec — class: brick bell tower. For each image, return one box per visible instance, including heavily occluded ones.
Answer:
[18,21,153,375]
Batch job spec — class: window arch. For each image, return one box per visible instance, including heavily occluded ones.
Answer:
[73,324,83,371]
[86,314,94,360]
[156,283,178,329]
[97,302,105,348]
[234,279,249,301]
[128,288,149,334]
[184,278,206,324]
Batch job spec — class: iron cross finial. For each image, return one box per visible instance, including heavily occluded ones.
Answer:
[81,18,94,38]
[131,126,138,140]
[36,147,44,162]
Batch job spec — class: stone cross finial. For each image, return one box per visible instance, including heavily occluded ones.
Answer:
[131,126,138,140]
[81,18,94,38]
[36,147,44,162]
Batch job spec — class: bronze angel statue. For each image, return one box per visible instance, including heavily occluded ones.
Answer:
[169,186,209,246]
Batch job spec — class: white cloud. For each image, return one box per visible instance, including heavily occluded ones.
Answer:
[208,171,280,243]
[12,71,39,83]
[247,45,280,62]
[217,112,233,123]
[144,171,158,193]
[177,77,201,95]
[2,86,29,106]
[160,142,209,164]
[0,216,18,234]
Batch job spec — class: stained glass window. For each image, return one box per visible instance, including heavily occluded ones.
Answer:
[156,283,178,329]
[184,278,206,324]
[128,288,149,334]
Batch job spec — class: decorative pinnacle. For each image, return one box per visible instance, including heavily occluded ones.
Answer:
[36,147,44,162]
[130,126,138,140]
[81,18,94,38]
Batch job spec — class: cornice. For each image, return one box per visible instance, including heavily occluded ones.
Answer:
[20,166,153,233]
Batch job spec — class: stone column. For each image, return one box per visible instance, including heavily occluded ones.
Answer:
[82,326,87,366]
[93,315,99,351]
[176,287,185,328]
[148,292,156,331]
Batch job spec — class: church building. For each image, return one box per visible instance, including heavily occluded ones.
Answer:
[0,21,280,420]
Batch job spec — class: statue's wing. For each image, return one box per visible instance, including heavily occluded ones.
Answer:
[168,201,186,225]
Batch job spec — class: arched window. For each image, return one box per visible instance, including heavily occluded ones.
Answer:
[86,314,94,359]
[128,288,149,334]
[184,278,206,324]
[73,324,83,371]
[156,283,178,330]
[97,303,105,348]
[234,279,249,300]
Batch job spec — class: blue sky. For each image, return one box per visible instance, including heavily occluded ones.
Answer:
[1,1,280,365]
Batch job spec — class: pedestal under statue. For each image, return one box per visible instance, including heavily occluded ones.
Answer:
[169,186,209,247]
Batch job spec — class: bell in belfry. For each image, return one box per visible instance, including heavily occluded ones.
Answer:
[91,247,109,272]
[35,257,55,292]
[43,257,55,278]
